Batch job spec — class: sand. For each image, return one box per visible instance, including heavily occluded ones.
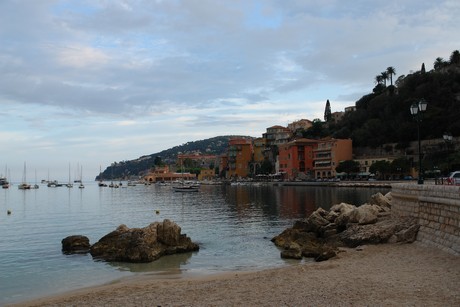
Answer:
[12,243,460,307]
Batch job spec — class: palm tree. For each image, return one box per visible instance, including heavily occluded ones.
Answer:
[375,75,383,85]
[380,71,388,86]
[386,66,396,86]
[434,57,446,70]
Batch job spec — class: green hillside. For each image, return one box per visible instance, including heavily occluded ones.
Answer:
[97,135,251,180]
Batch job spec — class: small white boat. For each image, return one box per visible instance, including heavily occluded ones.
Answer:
[173,185,199,192]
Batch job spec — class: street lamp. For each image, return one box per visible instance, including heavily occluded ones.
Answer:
[443,132,453,174]
[410,99,428,184]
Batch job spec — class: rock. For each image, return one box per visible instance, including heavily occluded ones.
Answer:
[369,192,391,210]
[272,192,420,262]
[62,235,91,254]
[305,208,331,233]
[90,219,199,262]
[281,249,302,259]
[315,248,337,262]
[330,202,356,215]
[356,204,379,225]
[395,224,420,243]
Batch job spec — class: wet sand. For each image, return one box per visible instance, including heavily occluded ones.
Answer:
[12,243,460,306]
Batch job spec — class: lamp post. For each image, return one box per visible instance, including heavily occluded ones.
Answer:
[443,132,453,174]
[410,99,427,184]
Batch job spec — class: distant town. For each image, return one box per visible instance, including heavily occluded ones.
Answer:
[141,114,458,183]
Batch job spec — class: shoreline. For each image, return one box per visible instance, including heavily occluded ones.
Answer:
[11,243,460,307]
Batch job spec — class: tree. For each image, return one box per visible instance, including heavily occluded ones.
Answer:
[380,71,389,86]
[421,63,426,74]
[336,160,360,177]
[434,57,447,70]
[303,118,327,139]
[369,160,391,180]
[154,156,164,166]
[450,50,460,65]
[386,66,396,86]
[324,99,332,122]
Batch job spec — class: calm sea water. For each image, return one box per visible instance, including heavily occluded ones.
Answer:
[0,182,389,305]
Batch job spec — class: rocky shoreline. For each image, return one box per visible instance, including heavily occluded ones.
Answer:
[272,192,419,261]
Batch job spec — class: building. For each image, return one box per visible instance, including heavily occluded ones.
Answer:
[354,156,394,176]
[143,165,196,183]
[278,138,318,180]
[262,125,293,146]
[313,138,353,179]
[226,138,253,179]
[331,111,344,123]
[198,169,216,181]
[287,119,313,133]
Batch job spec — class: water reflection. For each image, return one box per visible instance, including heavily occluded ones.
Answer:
[108,251,196,274]
[221,185,389,220]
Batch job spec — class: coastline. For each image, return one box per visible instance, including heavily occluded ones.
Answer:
[12,243,459,307]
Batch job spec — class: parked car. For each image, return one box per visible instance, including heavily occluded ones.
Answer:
[447,171,460,185]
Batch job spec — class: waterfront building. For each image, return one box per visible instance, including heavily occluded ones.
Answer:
[226,138,253,179]
[143,165,196,183]
[313,138,353,179]
[198,169,215,181]
[278,138,318,180]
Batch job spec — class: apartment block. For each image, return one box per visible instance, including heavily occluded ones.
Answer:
[313,138,352,179]
[278,138,318,180]
[226,138,253,179]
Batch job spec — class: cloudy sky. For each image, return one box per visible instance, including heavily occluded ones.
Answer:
[1,0,459,182]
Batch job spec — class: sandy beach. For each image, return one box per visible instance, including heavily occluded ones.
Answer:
[12,242,459,307]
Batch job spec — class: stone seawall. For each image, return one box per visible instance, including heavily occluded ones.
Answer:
[391,183,460,255]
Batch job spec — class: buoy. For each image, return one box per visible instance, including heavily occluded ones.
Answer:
[155,210,160,215]
[7,210,11,215]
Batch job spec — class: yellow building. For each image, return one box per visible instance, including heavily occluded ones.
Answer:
[198,169,215,181]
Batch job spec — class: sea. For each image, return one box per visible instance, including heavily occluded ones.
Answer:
[0,182,390,305]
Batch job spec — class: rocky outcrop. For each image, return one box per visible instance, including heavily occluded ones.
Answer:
[62,235,91,254]
[90,219,199,262]
[272,192,419,262]
[62,219,199,263]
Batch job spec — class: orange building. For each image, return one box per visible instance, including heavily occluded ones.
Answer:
[278,138,318,180]
[313,138,353,179]
[227,138,253,179]
[144,165,196,182]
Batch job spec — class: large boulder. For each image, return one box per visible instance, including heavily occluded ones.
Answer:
[62,235,91,254]
[369,192,391,210]
[90,219,199,262]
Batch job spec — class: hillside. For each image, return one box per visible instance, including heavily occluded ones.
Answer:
[97,135,251,180]
[328,50,460,147]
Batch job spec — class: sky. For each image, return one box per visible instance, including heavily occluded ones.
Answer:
[1,0,459,182]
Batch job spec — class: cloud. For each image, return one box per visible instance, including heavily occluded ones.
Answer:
[1,0,459,180]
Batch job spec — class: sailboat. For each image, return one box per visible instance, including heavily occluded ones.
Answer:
[78,165,85,189]
[98,166,107,187]
[172,160,199,192]
[30,169,39,189]
[18,162,31,190]
[66,163,73,188]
